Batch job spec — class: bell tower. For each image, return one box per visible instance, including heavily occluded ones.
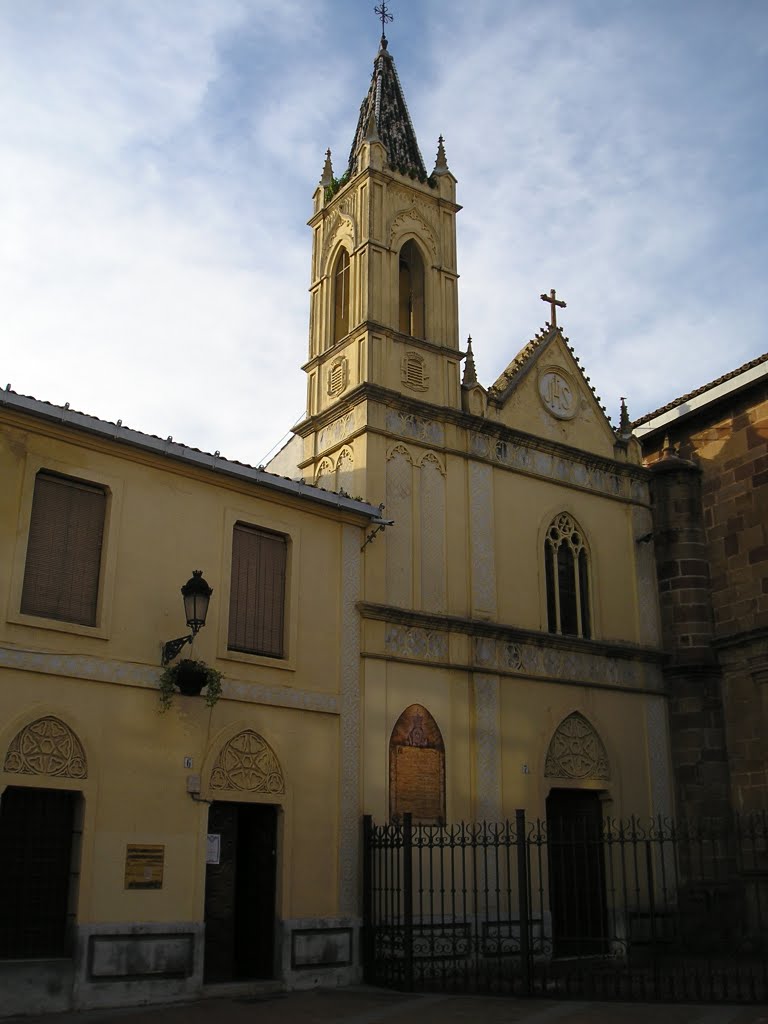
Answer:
[295,28,462,494]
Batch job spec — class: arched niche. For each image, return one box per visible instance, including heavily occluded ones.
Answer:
[210,730,285,794]
[4,716,88,779]
[545,712,610,781]
[398,239,425,339]
[332,247,350,344]
[389,704,445,823]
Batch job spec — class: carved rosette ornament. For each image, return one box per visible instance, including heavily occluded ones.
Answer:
[4,716,88,779]
[210,730,284,793]
[545,712,609,780]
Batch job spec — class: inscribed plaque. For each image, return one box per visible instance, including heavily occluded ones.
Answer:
[124,844,164,890]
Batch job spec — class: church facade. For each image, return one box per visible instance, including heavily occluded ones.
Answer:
[276,33,670,836]
[0,27,678,1016]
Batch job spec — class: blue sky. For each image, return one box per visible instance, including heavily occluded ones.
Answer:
[2,0,766,467]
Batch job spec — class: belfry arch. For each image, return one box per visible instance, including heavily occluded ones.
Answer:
[398,239,425,339]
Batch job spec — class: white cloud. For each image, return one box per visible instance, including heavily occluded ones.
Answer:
[1,0,765,464]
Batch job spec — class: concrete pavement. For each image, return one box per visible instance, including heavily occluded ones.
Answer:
[10,987,768,1024]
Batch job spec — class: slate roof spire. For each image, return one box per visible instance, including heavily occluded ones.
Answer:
[347,33,427,179]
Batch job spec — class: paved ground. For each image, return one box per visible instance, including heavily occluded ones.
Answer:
[11,988,768,1024]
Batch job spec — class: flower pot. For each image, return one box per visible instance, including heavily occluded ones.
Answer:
[174,660,209,697]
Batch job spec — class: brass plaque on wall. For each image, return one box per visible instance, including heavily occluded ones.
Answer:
[124,844,165,890]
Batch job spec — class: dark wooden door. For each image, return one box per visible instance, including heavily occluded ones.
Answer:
[546,788,607,956]
[204,802,277,982]
[0,786,77,958]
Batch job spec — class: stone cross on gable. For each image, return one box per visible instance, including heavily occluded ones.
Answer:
[540,288,566,328]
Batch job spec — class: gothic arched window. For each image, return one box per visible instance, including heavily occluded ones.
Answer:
[398,240,425,339]
[333,248,350,344]
[544,513,591,638]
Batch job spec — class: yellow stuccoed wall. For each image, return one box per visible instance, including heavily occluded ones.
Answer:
[0,406,371,1011]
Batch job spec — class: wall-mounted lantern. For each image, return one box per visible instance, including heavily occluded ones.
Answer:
[161,570,213,665]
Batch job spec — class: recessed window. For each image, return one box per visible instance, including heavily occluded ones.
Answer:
[332,248,350,344]
[398,240,425,338]
[228,523,287,658]
[21,470,107,626]
[544,512,591,639]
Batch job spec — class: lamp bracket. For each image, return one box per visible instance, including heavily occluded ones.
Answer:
[162,634,193,666]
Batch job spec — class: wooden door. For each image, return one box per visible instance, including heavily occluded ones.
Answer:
[0,786,77,958]
[546,788,607,956]
[204,802,277,982]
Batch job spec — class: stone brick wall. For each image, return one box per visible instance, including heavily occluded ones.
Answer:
[642,381,768,813]
[648,453,731,821]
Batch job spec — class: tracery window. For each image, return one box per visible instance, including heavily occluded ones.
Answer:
[332,248,350,344]
[544,512,591,638]
[398,239,425,338]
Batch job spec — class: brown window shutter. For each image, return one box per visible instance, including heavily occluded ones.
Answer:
[228,524,287,657]
[21,472,106,626]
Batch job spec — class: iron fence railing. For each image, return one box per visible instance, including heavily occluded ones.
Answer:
[362,811,768,1002]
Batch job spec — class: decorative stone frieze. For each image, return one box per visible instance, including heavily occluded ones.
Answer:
[385,625,448,661]
[317,407,362,452]
[468,430,646,502]
[386,409,444,445]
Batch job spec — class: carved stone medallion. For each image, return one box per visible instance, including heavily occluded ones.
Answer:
[545,712,609,780]
[210,730,285,793]
[4,716,88,778]
[538,368,578,420]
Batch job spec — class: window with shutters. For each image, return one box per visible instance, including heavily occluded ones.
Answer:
[21,471,107,626]
[228,523,287,658]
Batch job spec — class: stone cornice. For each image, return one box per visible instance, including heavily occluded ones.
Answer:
[361,605,665,696]
[359,603,665,664]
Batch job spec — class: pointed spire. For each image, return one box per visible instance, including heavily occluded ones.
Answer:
[433,135,449,175]
[347,36,426,178]
[462,336,478,387]
[619,397,631,437]
[661,434,676,459]
[320,148,334,188]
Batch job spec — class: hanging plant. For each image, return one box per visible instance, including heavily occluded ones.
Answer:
[158,659,223,712]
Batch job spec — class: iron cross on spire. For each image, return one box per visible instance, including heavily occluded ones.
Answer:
[540,288,566,328]
[374,1,393,40]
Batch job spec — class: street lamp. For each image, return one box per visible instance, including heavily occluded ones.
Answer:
[161,570,213,665]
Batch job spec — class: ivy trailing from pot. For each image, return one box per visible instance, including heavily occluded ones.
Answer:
[158,659,223,712]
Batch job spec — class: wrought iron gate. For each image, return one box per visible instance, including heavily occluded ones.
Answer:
[362,811,768,1002]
